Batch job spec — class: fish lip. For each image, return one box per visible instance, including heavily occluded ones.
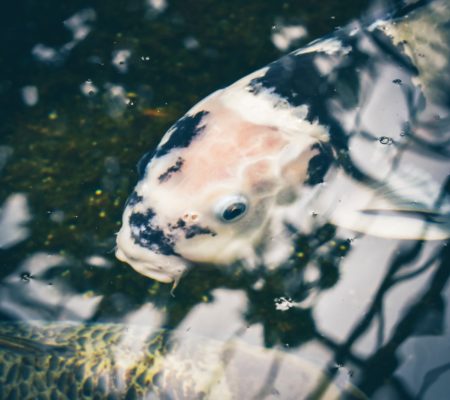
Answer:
[115,246,187,284]
[115,208,189,283]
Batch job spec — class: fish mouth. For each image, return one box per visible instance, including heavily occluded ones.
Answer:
[115,245,188,284]
[115,207,189,283]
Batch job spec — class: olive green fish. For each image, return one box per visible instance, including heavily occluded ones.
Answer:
[0,321,365,399]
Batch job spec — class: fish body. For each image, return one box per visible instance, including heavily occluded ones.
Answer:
[0,321,361,399]
[116,0,450,283]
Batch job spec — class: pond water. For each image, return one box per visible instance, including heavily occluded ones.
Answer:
[1,0,450,399]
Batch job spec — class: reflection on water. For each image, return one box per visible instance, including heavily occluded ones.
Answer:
[0,193,30,249]
[31,8,96,66]
[0,0,449,399]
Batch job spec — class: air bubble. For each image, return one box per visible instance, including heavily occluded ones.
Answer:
[379,136,393,145]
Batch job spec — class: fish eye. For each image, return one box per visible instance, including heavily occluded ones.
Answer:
[215,195,248,223]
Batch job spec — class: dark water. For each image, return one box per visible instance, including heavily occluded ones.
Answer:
[1,0,450,399]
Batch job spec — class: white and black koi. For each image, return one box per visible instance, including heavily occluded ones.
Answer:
[116,0,450,283]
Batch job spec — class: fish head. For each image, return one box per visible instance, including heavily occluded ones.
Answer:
[116,76,330,283]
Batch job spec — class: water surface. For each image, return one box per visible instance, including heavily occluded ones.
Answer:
[1,1,450,399]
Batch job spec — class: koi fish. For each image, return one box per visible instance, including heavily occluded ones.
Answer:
[116,0,450,283]
[0,321,365,399]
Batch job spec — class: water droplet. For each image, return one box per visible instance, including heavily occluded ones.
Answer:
[379,136,393,145]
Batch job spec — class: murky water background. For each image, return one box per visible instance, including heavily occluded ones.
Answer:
[1,0,450,399]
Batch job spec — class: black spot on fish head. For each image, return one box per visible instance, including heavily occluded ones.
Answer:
[168,219,216,240]
[184,224,217,239]
[155,111,209,158]
[128,209,178,256]
[125,191,143,207]
[158,157,185,183]
[137,150,155,179]
[248,52,326,115]
[172,218,186,229]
